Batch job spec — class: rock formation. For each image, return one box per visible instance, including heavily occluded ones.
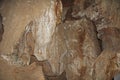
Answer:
[0,0,120,80]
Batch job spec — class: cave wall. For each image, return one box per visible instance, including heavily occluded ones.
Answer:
[0,0,120,80]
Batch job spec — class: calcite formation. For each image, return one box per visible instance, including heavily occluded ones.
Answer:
[0,0,62,66]
[71,0,120,80]
[61,19,101,80]
[0,0,120,80]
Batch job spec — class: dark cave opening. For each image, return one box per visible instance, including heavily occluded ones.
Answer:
[61,0,74,7]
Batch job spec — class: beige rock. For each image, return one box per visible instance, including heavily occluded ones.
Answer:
[14,62,45,80]
[40,18,100,78]
[0,0,62,66]
[1,0,120,80]
[63,18,100,80]
[0,57,45,80]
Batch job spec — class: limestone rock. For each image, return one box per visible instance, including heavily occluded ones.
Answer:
[72,0,120,30]
[63,18,100,80]
[1,0,120,80]
[0,57,45,80]
[0,0,62,66]
[14,62,45,80]
[39,18,101,78]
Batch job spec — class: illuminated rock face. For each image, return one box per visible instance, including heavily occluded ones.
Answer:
[0,0,62,66]
[0,0,120,80]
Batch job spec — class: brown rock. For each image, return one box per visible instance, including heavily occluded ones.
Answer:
[1,0,120,80]
[63,18,100,80]
[0,57,45,80]
[0,0,62,66]
[14,62,45,80]
[0,14,4,42]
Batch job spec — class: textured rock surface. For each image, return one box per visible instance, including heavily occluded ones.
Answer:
[0,0,62,66]
[0,57,45,80]
[0,0,120,80]
[71,0,120,80]
[63,18,100,80]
